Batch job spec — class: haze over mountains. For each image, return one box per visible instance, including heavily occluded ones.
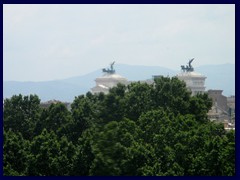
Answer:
[3,63,235,102]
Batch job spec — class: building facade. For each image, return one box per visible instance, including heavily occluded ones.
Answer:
[91,73,128,94]
[91,62,128,94]
[176,59,206,96]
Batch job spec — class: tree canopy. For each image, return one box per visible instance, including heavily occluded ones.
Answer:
[3,76,235,176]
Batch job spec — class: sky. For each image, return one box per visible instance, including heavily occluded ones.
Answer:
[3,4,235,81]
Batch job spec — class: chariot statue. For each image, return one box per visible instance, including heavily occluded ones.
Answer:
[102,61,116,74]
[181,58,194,72]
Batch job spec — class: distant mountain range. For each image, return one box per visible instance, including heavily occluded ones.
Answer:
[3,63,235,102]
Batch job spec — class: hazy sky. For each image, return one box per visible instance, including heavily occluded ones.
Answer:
[3,4,235,81]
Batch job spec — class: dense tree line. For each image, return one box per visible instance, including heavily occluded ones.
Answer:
[3,76,235,176]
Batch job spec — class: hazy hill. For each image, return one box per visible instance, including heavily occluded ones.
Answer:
[3,81,89,102]
[195,63,235,96]
[3,64,235,102]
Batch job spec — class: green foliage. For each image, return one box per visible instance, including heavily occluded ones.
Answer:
[87,119,153,176]
[71,127,96,175]
[4,130,29,175]
[153,76,191,115]
[124,82,154,121]
[97,83,127,123]
[27,129,76,176]
[3,77,235,176]
[4,94,41,139]
[70,94,95,142]
[189,93,212,123]
[35,102,73,138]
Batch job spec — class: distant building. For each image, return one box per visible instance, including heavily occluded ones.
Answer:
[40,99,71,110]
[227,95,235,125]
[223,120,235,130]
[91,73,128,94]
[206,90,236,128]
[177,71,206,96]
[227,95,235,112]
[207,90,228,122]
[91,62,128,94]
[208,90,228,112]
[90,59,234,130]
[176,58,206,96]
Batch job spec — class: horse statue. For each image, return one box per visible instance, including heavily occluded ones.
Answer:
[102,61,116,74]
[181,58,194,72]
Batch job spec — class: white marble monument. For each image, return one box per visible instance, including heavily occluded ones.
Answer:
[91,62,128,94]
[177,58,206,96]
